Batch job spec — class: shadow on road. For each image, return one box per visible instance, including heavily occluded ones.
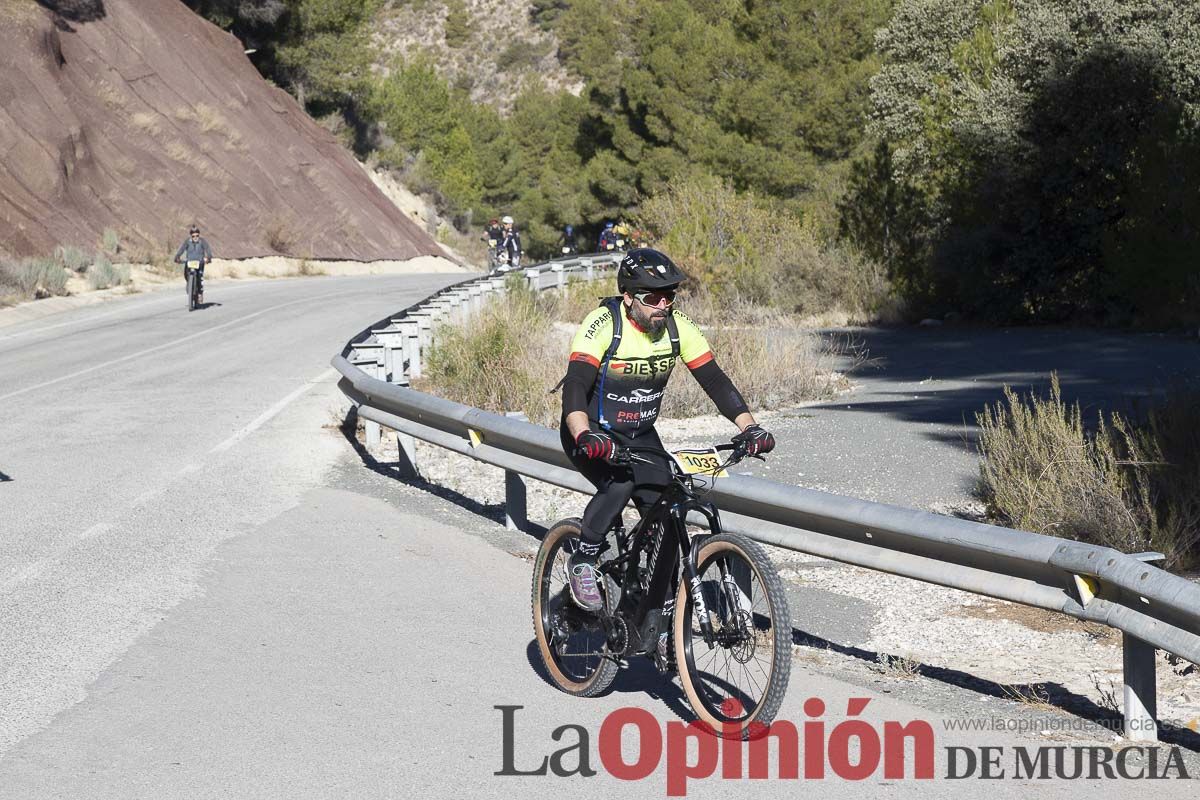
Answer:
[523,640,696,724]
[792,628,1200,752]
[823,326,1200,433]
[336,408,520,531]
[0,470,10,482]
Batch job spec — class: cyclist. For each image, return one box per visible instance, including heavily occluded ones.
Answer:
[612,220,631,249]
[173,225,213,304]
[558,224,578,255]
[597,221,617,251]
[558,247,775,611]
[483,218,503,246]
[498,215,522,270]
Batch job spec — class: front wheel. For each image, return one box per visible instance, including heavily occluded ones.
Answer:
[674,533,792,737]
[186,270,197,311]
[531,518,619,697]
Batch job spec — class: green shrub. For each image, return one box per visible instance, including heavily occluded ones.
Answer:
[639,174,892,318]
[87,257,131,290]
[101,228,121,255]
[0,258,69,298]
[977,375,1200,571]
[55,245,89,273]
[444,0,472,48]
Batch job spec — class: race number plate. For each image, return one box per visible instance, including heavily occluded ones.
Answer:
[670,448,728,477]
[186,260,200,269]
[562,247,570,254]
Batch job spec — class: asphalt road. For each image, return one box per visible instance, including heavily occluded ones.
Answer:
[727,326,1200,510]
[2,282,1198,796]
[0,274,456,759]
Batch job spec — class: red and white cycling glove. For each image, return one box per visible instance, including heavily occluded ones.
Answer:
[733,424,775,456]
[575,429,618,462]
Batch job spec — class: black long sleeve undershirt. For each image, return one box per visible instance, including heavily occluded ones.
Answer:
[689,358,749,422]
[561,358,598,418]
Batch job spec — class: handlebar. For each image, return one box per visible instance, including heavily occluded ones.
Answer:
[609,439,755,476]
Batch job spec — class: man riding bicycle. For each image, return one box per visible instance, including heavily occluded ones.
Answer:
[498,215,522,270]
[173,225,212,304]
[559,248,775,611]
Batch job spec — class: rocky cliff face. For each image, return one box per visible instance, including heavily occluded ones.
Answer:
[0,0,442,261]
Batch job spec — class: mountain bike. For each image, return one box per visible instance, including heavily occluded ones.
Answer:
[184,260,202,311]
[531,441,792,737]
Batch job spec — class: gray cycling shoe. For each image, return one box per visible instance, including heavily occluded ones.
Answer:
[567,552,605,612]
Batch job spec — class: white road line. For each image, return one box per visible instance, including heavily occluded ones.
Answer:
[210,368,338,454]
[3,369,340,595]
[130,488,161,508]
[0,274,309,343]
[79,523,113,540]
[0,295,180,342]
[0,290,356,403]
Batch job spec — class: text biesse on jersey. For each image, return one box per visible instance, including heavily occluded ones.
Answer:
[569,304,713,437]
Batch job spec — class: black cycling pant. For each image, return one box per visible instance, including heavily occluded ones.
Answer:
[560,424,673,548]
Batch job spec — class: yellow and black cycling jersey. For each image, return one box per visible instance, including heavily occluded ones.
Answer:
[568,303,712,435]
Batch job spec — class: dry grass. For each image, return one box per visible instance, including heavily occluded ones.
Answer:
[95,80,127,110]
[871,653,922,680]
[977,374,1200,570]
[164,139,221,180]
[1001,683,1054,711]
[639,174,895,321]
[263,215,301,254]
[54,245,89,273]
[130,111,162,136]
[418,280,844,426]
[0,257,70,304]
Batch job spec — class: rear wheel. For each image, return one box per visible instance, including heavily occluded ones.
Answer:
[674,533,791,737]
[531,518,619,697]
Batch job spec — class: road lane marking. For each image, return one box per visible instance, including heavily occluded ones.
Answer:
[0,295,181,343]
[79,523,113,540]
[0,275,319,344]
[0,290,356,403]
[210,368,338,454]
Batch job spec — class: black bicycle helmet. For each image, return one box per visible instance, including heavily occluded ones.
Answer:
[616,248,686,294]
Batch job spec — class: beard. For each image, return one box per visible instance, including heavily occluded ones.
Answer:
[629,299,669,334]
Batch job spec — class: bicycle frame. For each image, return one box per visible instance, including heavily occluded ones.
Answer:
[594,447,738,656]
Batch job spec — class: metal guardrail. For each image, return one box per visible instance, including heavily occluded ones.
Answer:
[332,250,1199,742]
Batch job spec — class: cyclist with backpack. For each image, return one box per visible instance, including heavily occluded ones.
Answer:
[557,248,775,610]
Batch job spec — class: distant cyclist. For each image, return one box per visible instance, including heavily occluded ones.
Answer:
[598,221,618,251]
[498,215,522,270]
[558,224,578,256]
[173,225,212,304]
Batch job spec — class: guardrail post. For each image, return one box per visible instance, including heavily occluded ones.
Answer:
[504,411,529,532]
[552,264,565,290]
[525,268,540,292]
[401,319,425,379]
[582,258,593,281]
[395,430,419,479]
[365,414,381,450]
[1122,633,1158,741]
